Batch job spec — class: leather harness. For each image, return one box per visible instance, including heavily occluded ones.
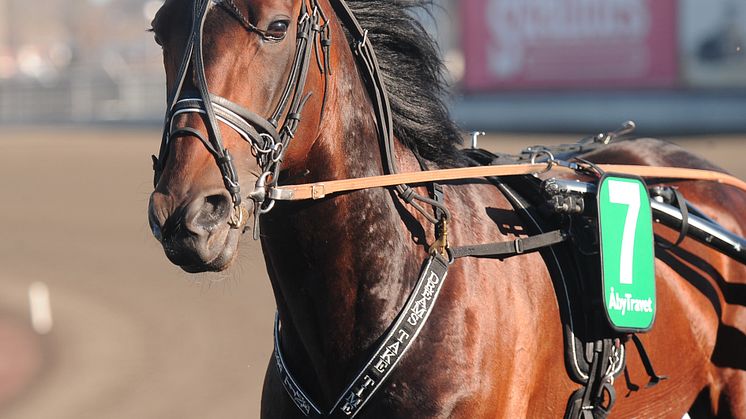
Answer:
[152,1,746,417]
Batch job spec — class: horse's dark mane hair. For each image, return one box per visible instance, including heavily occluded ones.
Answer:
[344,0,464,166]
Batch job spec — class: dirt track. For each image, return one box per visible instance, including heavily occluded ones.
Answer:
[0,126,744,418]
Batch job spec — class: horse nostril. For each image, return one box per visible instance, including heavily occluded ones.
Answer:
[189,193,233,232]
[203,193,232,221]
[148,195,168,242]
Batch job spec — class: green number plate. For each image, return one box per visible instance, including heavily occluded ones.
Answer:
[598,174,656,332]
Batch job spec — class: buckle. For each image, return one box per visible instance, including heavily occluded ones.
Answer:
[514,237,524,254]
[428,219,449,257]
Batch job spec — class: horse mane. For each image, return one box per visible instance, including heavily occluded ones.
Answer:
[343,0,464,167]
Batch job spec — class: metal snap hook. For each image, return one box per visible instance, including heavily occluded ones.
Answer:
[248,171,273,204]
[259,199,276,215]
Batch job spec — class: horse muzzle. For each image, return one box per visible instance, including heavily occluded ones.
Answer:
[148,189,249,272]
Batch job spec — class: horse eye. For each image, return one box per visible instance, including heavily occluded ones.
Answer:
[264,20,289,41]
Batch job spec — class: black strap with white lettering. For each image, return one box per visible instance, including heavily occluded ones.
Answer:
[273,253,450,417]
[273,314,323,417]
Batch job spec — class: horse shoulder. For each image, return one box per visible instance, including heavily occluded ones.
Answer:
[421,179,574,417]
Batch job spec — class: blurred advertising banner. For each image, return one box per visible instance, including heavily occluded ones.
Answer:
[680,0,746,87]
[462,0,678,91]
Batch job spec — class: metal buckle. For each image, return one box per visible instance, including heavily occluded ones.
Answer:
[428,219,449,257]
[514,237,524,254]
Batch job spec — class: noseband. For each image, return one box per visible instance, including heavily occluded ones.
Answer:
[152,0,330,237]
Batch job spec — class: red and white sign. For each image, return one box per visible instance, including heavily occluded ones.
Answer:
[462,0,678,91]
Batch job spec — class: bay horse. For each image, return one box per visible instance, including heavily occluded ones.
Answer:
[146,0,746,417]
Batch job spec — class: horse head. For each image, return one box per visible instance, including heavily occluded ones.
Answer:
[147,0,328,272]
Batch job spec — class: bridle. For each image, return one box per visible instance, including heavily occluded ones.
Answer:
[153,0,453,241]
[152,0,331,238]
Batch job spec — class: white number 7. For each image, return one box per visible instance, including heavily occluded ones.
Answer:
[608,180,640,285]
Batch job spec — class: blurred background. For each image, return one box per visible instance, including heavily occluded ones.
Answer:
[0,0,744,418]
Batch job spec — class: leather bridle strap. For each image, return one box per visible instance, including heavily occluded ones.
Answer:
[153,0,205,184]
[153,0,325,233]
[654,187,689,249]
[327,1,392,173]
[268,163,746,202]
[171,94,281,150]
[153,0,251,212]
[326,0,449,225]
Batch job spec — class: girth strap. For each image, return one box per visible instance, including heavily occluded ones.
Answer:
[274,253,450,418]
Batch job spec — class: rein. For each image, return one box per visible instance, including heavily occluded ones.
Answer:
[266,162,746,201]
[150,0,746,234]
[325,0,450,226]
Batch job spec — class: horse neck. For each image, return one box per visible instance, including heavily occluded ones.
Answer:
[259,43,428,402]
